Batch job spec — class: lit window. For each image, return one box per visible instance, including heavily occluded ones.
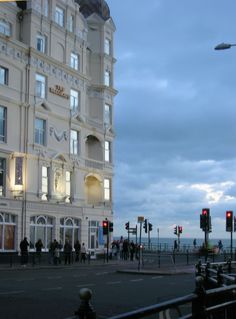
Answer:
[70,53,79,70]
[36,34,46,53]
[0,20,11,36]
[105,141,111,162]
[0,66,8,85]
[70,89,79,112]
[104,178,111,201]
[35,118,46,146]
[0,106,6,142]
[0,158,6,196]
[65,171,71,201]
[104,38,111,55]
[41,166,48,200]
[70,130,79,155]
[68,15,74,32]
[104,70,110,86]
[35,73,46,98]
[15,157,23,185]
[55,6,64,27]
[104,104,111,126]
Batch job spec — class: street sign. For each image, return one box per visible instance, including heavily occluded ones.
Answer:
[138,216,144,222]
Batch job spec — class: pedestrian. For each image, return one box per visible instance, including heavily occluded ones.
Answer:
[35,239,43,264]
[20,237,29,266]
[74,240,81,262]
[193,238,197,249]
[64,240,72,265]
[174,240,178,251]
[130,241,135,261]
[218,240,223,253]
[81,243,86,263]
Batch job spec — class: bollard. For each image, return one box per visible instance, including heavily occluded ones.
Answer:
[75,288,96,319]
[192,276,207,318]
[227,258,232,273]
[195,260,202,276]
[217,265,223,287]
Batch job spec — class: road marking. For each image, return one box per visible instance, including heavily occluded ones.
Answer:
[130,279,143,282]
[73,274,87,278]
[41,287,62,291]
[16,278,35,282]
[151,276,163,279]
[106,281,121,285]
[0,290,25,295]
[76,283,95,288]
[96,272,108,276]
[47,276,62,280]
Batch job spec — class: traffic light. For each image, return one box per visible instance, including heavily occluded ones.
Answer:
[143,219,148,233]
[125,222,129,230]
[178,226,183,234]
[102,220,108,235]
[174,226,178,235]
[201,208,210,231]
[226,211,233,232]
[148,223,153,232]
[109,222,114,232]
[234,216,236,232]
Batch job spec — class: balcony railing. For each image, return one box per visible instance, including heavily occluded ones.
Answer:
[85,159,103,170]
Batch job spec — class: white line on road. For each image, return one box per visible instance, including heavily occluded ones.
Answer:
[0,290,25,295]
[96,272,109,275]
[130,279,143,282]
[41,287,62,291]
[106,281,121,285]
[47,276,62,279]
[73,274,87,278]
[151,276,163,279]
[76,283,95,288]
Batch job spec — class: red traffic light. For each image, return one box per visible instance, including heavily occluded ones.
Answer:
[226,211,232,218]
[103,221,108,227]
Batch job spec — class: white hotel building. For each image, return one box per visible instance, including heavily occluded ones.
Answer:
[0,0,116,253]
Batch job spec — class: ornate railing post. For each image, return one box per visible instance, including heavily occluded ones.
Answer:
[75,288,96,319]
[195,260,202,276]
[227,258,232,273]
[192,276,207,319]
[217,265,223,287]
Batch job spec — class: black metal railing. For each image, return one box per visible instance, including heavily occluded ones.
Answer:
[68,260,236,319]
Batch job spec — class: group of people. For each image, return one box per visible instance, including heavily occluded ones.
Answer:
[19,237,87,266]
[111,238,138,261]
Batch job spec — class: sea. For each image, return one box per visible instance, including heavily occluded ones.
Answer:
[114,236,236,251]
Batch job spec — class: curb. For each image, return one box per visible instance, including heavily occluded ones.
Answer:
[117,266,195,276]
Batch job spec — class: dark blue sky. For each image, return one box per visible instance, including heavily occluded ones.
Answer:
[107,0,236,239]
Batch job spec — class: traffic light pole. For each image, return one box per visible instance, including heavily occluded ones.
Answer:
[230,230,233,260]
[148,227,150,249]
[106,230,109,263]
[138,221,142,271]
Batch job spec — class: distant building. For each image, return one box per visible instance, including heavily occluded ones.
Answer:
[0,0,116,253]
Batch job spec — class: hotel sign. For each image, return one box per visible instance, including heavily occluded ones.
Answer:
[49,85,69,99]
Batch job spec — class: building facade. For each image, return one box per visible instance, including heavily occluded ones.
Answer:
[0,0,116,253]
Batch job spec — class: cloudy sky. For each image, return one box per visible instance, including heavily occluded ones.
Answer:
[106,0,236,239]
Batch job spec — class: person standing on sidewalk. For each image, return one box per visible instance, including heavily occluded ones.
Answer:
[20,237,29,266]
[74,240,81,262]
[35,239,43,264]
[64,240,72,265]
[81,243,87,263]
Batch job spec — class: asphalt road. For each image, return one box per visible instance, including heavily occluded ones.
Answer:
[0,264,195,319]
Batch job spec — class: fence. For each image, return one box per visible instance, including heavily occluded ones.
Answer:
[69,260,236,319]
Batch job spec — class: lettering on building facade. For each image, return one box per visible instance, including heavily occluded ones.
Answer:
[49,85,69,99]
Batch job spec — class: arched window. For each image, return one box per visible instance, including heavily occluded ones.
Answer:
[60,217,81,248]
[0,212,16,251]
[30,215,54,250]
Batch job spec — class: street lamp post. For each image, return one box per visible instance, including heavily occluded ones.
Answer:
[214,42,236,50]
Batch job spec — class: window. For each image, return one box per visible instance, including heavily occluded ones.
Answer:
[65,171,71,202]
[43,0,49,17]
[68,15,74,32]
[70,89,80,112]
[104,178,111,201]
[104,104,111,126]
[55,6,64,27]
[0,106,6,142]
[70,130,79,155]
[30,215,54,250]
[15,157,23,185]
[0,158,6,196]
[36,34,46,53]
[104,70,110,86]
[35,118,46,146]
[35,73,46,99]
[105,141,111,162]
[41,166,48,200]
[88,220,99,249]
[0,213,16,251]
[0,66,8,85]
[60,217,81,248]
[104,38,111,55]
[70,53,79,70]
[0,20,11,36]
